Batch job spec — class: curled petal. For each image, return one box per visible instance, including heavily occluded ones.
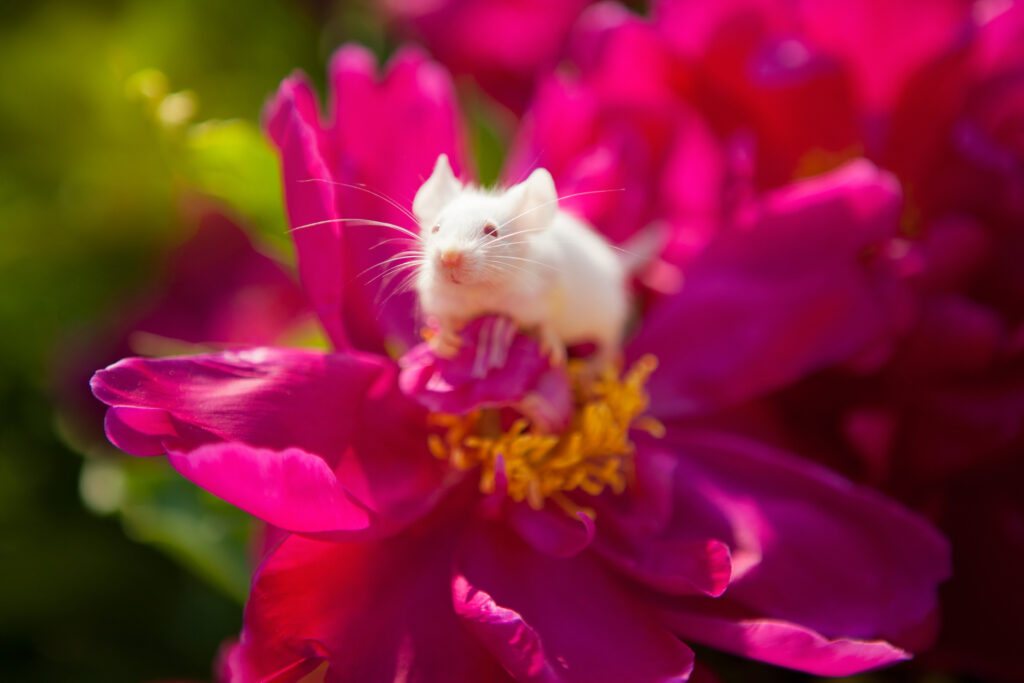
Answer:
[506,504,596,559]
[594,447,732,596]
[167,442,372,536]
[453,521,694,683]
[650,427,951,640]
[658,601,910,676]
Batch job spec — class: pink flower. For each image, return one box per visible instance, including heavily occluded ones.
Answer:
[92,46,950,681]
[580,2,1023,678]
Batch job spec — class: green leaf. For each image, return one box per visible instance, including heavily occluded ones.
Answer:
[80,458,253,604]
[183,118,292,257]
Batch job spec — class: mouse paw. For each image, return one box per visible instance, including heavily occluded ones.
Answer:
[429,327,463,358]
[538,326,566,366]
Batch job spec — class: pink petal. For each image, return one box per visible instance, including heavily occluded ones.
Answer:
[593,449,733,597]
[654,0,795,58]
[453,521,695,683]
[265,45,471,356]
[632,160,911,416]
[507,16,726,259]
[92,347,449,525]
[506,504,595,559]
[167,442,371,535]
[232,527,513,682]
[383,0,593,113]
[263,74,349,349]
[93,348,396,460]
[596,531,732,598]
[649,427,951,640]
[798,0,971,112]
[658,601,910,676]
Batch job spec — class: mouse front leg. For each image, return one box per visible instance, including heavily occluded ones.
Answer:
[537,323,567,366]
[429,315,465,358]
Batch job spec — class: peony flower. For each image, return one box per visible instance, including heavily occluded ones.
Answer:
[92,45,950,681]
[545,2,1023,679]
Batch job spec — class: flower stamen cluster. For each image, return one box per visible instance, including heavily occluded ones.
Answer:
[427,355,662,514]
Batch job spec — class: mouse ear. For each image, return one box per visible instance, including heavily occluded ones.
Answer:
[413,154,461,225]
[513,168,558,230]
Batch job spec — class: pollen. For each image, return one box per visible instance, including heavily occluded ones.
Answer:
[427,355,662,515]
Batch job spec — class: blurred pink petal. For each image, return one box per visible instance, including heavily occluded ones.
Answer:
[797,0,972,113]
[381,0,594,113]
[633,161,911,416]
[507,10,726,262]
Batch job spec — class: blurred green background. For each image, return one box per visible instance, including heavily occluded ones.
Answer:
[0,1,970,682]
[1,1,332,680]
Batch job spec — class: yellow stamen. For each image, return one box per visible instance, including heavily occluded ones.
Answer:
[428,355,662,515]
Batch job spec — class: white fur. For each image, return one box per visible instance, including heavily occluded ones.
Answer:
[412,154,628,364]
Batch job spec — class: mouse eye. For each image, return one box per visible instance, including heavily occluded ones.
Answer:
[483,222,499,238]
[431,224,440,234]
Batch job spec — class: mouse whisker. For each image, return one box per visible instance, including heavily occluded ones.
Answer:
[357,251,424,284]
[480,260,541,283]
[481,239,534,251]
[289,218,423,243]
[365,251,424,275]
[338,219,424,243]
[373,251,425,273]
[486,254,559,271]
[374,270,420,311]
[299,179,418,224]
[371,236,422,251]
[489,226,546,243]
[497,188,625,231]
[364,260,424,289]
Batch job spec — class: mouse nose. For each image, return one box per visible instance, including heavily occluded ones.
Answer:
[440,249,463,269]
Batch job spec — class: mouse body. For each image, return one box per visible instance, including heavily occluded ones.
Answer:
[412,154,628,366]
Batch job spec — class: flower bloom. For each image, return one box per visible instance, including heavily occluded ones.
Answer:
[92,45,950,681]
[508,1,1023,679]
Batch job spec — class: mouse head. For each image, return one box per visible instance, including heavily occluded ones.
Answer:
[413,154,558,286]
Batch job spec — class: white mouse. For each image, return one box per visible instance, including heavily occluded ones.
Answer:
[412,154,629,367]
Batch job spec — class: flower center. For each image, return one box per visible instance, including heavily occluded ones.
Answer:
[427,355,662,516]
